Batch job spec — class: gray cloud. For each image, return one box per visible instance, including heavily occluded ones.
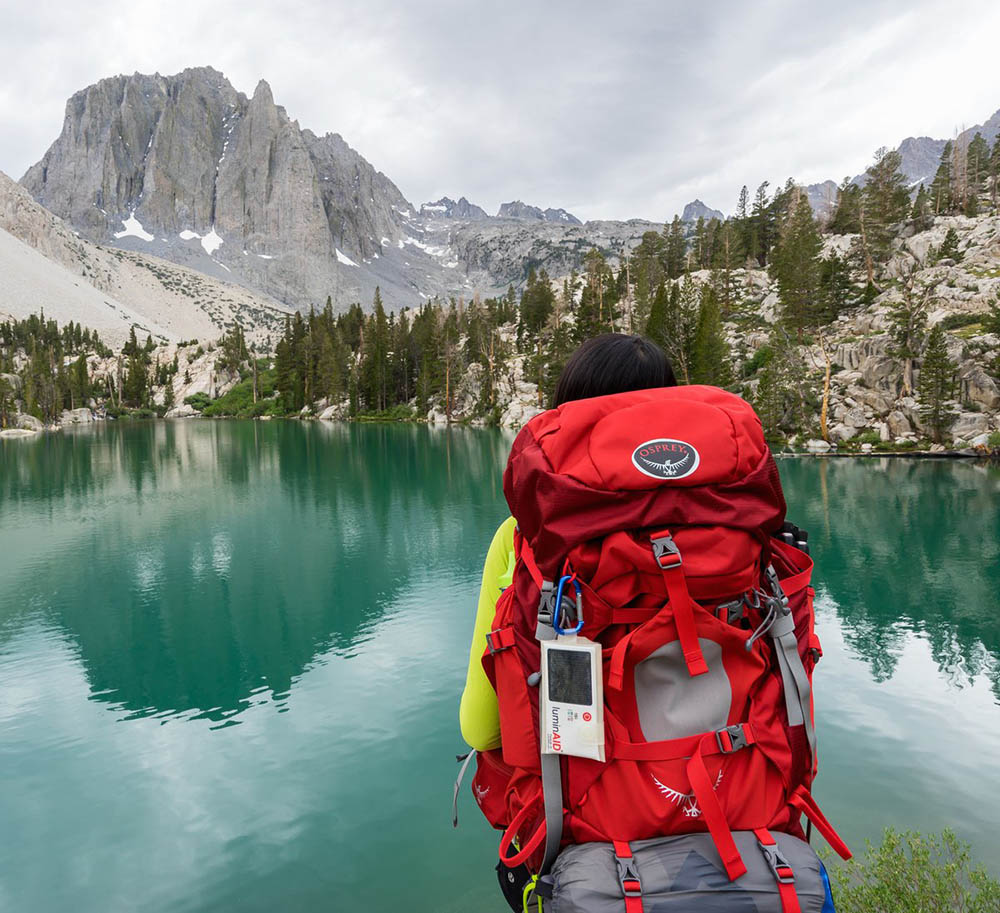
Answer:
[1,0,999,221]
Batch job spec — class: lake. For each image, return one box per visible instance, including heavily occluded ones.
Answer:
[1,421,998,913]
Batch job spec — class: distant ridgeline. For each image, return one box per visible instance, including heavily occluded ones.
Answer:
[5,139,1000,445]
[196,141,1000,449]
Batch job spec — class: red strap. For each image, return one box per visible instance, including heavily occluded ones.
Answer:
[661,565,708,676]
[608,634,631,691]
[613,723,755,762]
[753,828,801,913]
[790,787,852,860]
[518,537,545,590]
[497,797,546,867]
[686,732,746,880]
[485,626,516,653]
[612,840,644,913]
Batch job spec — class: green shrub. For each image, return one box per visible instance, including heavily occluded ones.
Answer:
[183,393,213,412]
[742,345,774,378]
[826,829,1000,913]
[938,313,981,331]
[988,431,1000,449]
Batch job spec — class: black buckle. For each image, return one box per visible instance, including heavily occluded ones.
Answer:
[615,857,642,898]
[716,724,749,753]
[651,534,682,569]
[757,839,795,885]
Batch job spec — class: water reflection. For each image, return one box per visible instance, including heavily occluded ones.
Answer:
[778,458,1000,699]
[0,420,512,723]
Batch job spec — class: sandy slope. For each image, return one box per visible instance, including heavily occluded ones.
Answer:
[0,228,172,348]
[0,171,293,347]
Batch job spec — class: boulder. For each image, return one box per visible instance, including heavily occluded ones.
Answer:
[961,366,1000,410]
[860,443,874,453]
[843,406,868,429]
[877,422,891,442]
[887,410,912,438]
[950,412,990,439]
[970,432,992,448]
[60,407,93,424]
[0,372,22,393]
[860,355,901,394]
[829,423,856,442]
[805,439,831,452]
[15,414,44,432]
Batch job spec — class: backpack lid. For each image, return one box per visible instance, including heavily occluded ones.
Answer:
[504,386,786,576]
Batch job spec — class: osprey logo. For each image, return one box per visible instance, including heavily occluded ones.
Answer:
[631,439,700,480]
[474,785,490,804]
[651,770,723,818]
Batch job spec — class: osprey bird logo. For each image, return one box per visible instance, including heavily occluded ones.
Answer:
[651,770,723,818]
[631,439,700,480]
[474,785,490,804]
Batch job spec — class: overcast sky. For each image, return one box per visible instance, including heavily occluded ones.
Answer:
[2,0,999,221]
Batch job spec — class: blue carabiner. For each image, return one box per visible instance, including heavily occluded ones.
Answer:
[552,574,584,636]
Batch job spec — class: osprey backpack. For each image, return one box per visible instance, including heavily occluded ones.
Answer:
[469,386,851,912]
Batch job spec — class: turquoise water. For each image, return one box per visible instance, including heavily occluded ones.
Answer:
[0,421,998,912]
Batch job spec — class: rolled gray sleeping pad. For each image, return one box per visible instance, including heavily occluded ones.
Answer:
[549,831,828,913]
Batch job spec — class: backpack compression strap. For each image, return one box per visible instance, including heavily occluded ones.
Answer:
[763,567,817,771]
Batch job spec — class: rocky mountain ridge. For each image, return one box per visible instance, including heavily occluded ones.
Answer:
[20,67,719,314]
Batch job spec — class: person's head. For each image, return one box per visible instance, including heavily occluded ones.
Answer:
[552,334,677,407]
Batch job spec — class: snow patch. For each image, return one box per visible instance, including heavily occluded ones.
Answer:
[179,230,199,241]
[201,227,223,256]
[114,212,153,242]
[336,248,359,267]
[381,237,391,247]
[256,254,275,260]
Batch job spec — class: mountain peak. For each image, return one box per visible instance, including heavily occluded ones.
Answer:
[497,200,581,224]
[681,199,724,222]
[252,79,274,105]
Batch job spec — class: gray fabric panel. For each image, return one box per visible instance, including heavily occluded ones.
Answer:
[633,639,731,741]
[540,752,564,875]
[550,831,827,913]
[452,749,476,827]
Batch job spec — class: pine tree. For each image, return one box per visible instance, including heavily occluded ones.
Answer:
[937,227,962,262]
[910,184,932,229]
[930,141,953,214]
[769,191,822,336]
[817,253,857,323]
[888,266,929,395]
[645,283,669,353]
[917,323,957,442]
[664,216,686,279]
[861,147,910,268]
[690,285,732,388]
[828,179,862,235]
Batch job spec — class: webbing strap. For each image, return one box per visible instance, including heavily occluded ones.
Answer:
[789,787,852,860]
[539,752,563,876]
[686,732,746,881]
[612,723,755,762]
[452,749,476,827]
[662,567,709,677]
[769,611,816,769]
[753,827,802,913]
[498,797,547,868]
[613,840,644,913]
[520,538,545,589]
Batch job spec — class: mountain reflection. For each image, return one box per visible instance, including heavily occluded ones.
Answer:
[2,429,997,719]
[0,421,512,721]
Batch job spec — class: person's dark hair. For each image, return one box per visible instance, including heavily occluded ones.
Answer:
[552,334,677,407]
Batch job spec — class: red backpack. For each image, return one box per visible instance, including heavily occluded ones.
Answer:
[471,386,851,908]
